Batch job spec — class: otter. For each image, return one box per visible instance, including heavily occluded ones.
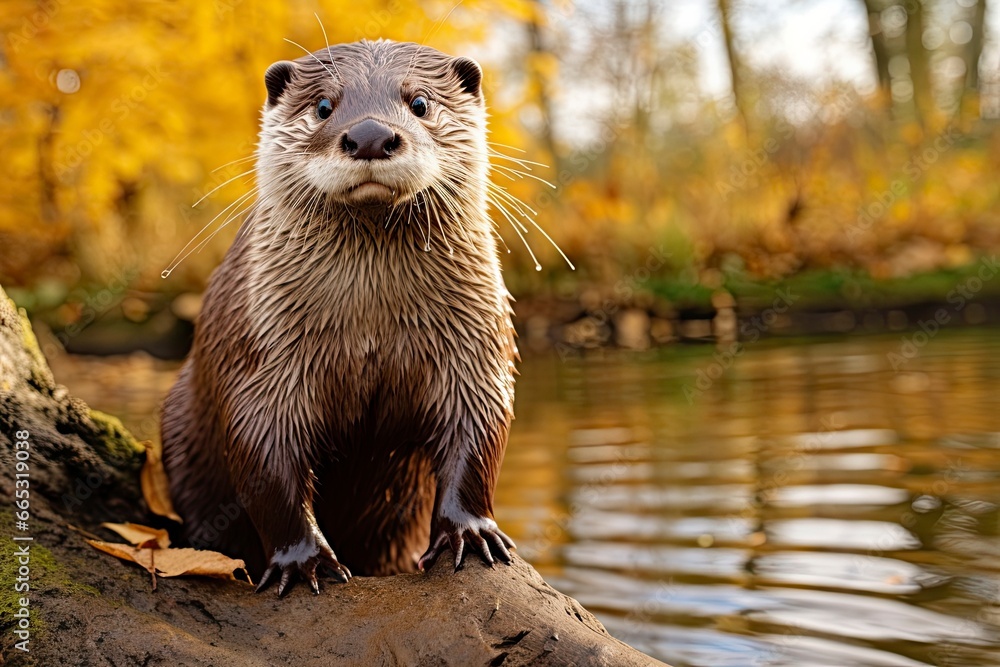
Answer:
[161,39,518,596]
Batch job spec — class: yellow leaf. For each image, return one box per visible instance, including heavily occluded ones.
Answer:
[100,522,170,549]
[141,440,181,523]
[86,540,248,582]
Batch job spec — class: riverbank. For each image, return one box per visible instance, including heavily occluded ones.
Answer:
[516,258,1000,354]
[5,259,1000,360]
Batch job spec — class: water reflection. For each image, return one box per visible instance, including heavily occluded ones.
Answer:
[48,329,1000,666]
[496,330,1000,666]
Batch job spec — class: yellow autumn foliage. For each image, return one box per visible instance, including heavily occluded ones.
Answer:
[0,0,517,290]
[3,0,1000,313]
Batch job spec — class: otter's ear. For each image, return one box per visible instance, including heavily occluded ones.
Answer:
[264,60,296,107]
[451,57,482,97]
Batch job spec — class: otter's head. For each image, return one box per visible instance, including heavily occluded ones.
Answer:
[256,40,486,212]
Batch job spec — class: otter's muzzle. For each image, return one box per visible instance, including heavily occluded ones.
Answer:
[342,120,401,160]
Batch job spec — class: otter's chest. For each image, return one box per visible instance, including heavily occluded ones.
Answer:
[240,241,505,425]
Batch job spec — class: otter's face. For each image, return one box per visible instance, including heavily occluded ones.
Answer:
[256,40,486,210]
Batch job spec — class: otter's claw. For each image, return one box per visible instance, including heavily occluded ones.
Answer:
[255,537,351,596]
[419,517,516,572]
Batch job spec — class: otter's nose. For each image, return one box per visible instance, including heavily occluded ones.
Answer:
[342,120,400,160]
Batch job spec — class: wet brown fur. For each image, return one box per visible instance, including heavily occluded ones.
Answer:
[161,40,516,582]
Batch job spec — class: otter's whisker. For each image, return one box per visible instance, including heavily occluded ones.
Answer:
[485,186,530,231]
[525,217,574,270]
[487,183,537,217]
[425,0,465,45]
[386,188,411,235]
[203,185,259,232]
[486,141,527,153]
[430,192,461,252]
[193,169,256,207]
[284,38,338,82]
[162,186,260,278]
[493,228,512,254]
[491,168,518,184]
[299,194,321,255]
[189,196,260,258]
[487,145,549,168]
[402,0,467,84]
[385,203,396,231]
[483,179,573,270]
[418,192,431,251]
[313,13,341,81]
[211,154,258,174]
[285,182,321,254]
[435,183,476,250]
[488,153,541,170]
[487,183,573,269]
[491,163,556,189]
[259,178,309,254]
[428,190,454,256]
[489,195,541,271]
[214,152,309,174]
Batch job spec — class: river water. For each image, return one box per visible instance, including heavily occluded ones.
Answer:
[51,328,1000,666]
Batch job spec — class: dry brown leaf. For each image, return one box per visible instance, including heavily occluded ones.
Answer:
[87,540,158,572]
[101,522,170,549]
[141,440,182,523]
[86,540,248,582]
[149,548,249,580]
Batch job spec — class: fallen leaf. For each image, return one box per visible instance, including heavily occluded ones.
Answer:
[141,440,181,523]
[101,522,170,549]
[86,540,249,583]
[150,548,249,580]
[66,523,104,541]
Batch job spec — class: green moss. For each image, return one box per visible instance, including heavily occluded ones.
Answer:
[646,280,716,310]
[645,259,1000,313]
[16,307,50,379]
[0,519,49,640]
[88,409,144,466]
[0,511,102,648]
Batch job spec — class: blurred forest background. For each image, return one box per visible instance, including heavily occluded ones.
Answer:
[4,0,1000,352]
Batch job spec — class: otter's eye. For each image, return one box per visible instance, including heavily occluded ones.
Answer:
[316,98,334,120]
[410,96,428,118]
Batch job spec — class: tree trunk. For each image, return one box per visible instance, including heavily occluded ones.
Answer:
[717,0,749,137]
[525,1,561,176]
[37,104,62,225]
[863,0,892,103]
[958,0,988,117]
[905,0,934,125]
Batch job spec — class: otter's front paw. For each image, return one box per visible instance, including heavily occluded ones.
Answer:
[256,533,351,596]
[419,516,516,572]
